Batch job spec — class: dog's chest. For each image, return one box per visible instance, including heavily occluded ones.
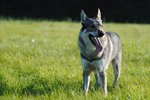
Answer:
[80,33,95,50]
[78,33,97,57]
[82,58,104,72]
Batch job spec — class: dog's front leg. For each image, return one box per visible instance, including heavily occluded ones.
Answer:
[94,73,99,89]
[83,70,91,95]
[99,71,107,96]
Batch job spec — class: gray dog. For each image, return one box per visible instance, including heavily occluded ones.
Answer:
[78,9,122,95]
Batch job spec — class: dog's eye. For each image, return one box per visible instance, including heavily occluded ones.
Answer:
[98,30,104,37]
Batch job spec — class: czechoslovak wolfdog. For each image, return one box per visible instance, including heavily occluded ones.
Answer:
[78,9,122,95]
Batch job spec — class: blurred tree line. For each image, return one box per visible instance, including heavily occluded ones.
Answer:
[0,0,149,23]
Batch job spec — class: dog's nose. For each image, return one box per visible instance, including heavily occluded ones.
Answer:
[98,30,104,37]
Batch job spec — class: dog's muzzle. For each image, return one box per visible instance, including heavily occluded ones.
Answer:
[89,34,103,53]
[89,29,104,53]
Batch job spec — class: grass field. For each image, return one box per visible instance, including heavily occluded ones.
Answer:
[0,19,150,99]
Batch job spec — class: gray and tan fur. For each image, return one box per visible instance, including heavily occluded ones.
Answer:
[78,9,122,96]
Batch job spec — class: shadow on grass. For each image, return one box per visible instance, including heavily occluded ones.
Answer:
[20,76,82,96]
[20,78,51,95]
[0,67,83,96]
[0,75,8,95]
[0,72,120,96]
[20,74,123,96]
[0,68,119,96]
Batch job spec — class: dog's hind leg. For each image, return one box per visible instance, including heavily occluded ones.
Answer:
[112,51,122,87]
[83,70,91,95]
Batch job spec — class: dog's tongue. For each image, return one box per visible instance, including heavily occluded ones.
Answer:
[92,37,102,53]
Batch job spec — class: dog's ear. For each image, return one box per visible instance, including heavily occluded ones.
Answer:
[97,8,103,26]
[81,10,87,23]
[97,8,101,20]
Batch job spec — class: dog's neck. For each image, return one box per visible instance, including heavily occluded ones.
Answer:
[81,53,104,62]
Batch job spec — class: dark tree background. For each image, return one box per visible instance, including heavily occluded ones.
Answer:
[0,0,150,23]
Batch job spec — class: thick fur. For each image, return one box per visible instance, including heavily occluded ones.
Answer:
[78,9,122,95]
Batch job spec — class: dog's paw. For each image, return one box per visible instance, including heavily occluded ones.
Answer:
[84,91,88,96]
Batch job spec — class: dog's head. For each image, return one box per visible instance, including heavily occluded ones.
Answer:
[79,9,107,56]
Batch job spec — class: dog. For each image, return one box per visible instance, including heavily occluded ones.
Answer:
[78,9,122,96]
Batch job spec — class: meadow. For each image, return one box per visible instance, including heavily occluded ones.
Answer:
[0,19,149,99]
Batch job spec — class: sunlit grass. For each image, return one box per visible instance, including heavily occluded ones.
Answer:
[0,19,150,99]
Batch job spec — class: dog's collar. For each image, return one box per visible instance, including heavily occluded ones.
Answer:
[81,53,102,62]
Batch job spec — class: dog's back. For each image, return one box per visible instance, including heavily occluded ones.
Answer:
[105,32,122,61]
[105,32,122,88]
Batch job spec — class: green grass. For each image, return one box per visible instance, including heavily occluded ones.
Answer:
[0,19,150,99]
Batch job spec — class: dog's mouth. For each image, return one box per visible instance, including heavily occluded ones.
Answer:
[89,34,103,53]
